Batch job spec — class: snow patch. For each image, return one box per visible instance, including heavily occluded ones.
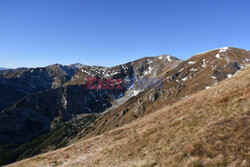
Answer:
[179,68,184,72]
[202,59,207,68]
[144,67,153,75]
[111,71,119,75]
[104,73,111,77]
[216,47,228,59]
[227,74,233,78]
[211,76,216,79]
[196,47,229,55]
[219,47,229,53]
[147,59,153,64]
[205,86,211,89]
[81,69,91,76]
[167,55,172,62]
[131,89,140,96]
[188,61,196,65]
[182,77,188,81]
[240,64,245,69]
[215,54,221,59]
[190,68,198,72]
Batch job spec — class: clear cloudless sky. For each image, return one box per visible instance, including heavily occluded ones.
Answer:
[0,0,249,68]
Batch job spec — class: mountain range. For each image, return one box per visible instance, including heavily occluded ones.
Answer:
[0,47,249,166]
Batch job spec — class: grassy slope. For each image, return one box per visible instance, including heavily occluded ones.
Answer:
[83,48,250,139]
[7,67,250,167]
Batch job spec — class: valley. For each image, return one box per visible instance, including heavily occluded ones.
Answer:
[0,47,249,166]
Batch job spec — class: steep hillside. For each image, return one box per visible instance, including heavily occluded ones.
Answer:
[0,55,179,143]
[0,55,180,165]
[7,64,250,167]
[0,64,82,111]
[84,47,249,137]
[0,47,249,166]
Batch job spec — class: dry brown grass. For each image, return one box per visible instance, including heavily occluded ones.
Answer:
[6,67,250,167]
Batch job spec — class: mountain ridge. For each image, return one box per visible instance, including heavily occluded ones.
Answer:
[6,64,250,167]
[0,47,249,166]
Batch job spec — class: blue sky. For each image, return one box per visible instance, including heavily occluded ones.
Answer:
[0,0,249,68]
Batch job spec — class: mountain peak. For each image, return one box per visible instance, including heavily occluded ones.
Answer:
[155,54,180,62]
[195,47,249,56]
